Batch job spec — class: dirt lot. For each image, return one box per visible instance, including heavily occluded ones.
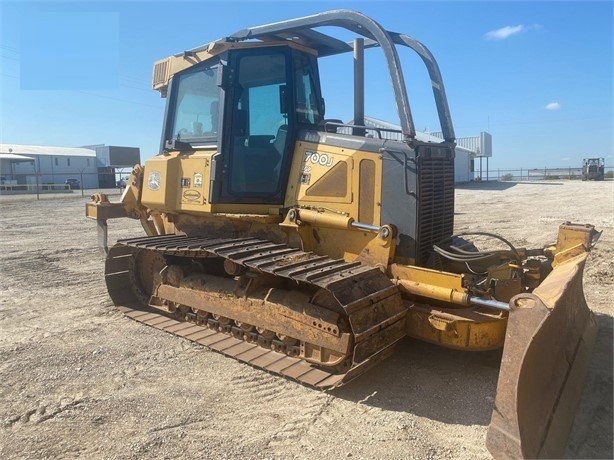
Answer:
[0,180,612,459]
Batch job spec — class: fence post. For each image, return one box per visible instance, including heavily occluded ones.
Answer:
[34,159,41,200]
[520,168,523,181]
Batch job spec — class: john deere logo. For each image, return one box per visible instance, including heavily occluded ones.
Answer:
[183,189,201,201]
[147,171,161,190]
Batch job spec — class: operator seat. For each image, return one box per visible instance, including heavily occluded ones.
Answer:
[273,124,288,157]
[232,124,286,194]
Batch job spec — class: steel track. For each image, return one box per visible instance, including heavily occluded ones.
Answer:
[104,234,407,389]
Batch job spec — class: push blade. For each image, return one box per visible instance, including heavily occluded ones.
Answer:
[486,252,597,459]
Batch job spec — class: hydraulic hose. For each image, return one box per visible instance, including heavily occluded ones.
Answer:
[433,231,521,263]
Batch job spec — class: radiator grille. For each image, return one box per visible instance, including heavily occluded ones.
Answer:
[417,148,455,265]
[153,59,170,88]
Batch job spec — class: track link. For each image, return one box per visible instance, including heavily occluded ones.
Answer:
[104,234,406,389]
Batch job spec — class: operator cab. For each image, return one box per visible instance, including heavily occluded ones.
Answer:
[161,45,324,205]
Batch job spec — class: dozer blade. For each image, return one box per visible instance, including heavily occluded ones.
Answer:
[486,252,597,459]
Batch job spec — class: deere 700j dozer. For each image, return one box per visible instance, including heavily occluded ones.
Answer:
[86,10,600,458]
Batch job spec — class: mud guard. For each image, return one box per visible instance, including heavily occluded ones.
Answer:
[486,252,597,459]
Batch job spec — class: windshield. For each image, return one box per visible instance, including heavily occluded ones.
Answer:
[170,65,220,142]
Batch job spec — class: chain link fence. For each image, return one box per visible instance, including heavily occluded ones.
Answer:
[0,170,132,199]
[475,166,613,182]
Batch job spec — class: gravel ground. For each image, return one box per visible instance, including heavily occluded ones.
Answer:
[0,180,612,459]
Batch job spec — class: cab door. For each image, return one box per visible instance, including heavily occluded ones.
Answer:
[214,48,293,204]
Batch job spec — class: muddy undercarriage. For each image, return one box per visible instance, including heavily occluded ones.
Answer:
[105,234,407,388]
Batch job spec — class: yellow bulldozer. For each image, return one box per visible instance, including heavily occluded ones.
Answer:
[86,10,600,458]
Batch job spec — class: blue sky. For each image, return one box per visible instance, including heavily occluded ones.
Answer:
[0,1,612,170]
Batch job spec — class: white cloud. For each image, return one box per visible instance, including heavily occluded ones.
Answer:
[544,102,562,111]
[484,25,525,40]
[484,24,541,40]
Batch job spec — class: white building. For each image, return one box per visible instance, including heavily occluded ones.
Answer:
[0,144,140,190]
[358,117,492,183]
[0,144,98,189]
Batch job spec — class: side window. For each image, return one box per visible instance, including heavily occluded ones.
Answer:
[295,55,321,125]
[171,65,220,141]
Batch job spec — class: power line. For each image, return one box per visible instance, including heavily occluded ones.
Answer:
[0,45,20,52]
[118,81,153,92]
[0,46,153,91]
[0,54,20,61]
[71,89,160,108]
[1,72,160,108]
[119,75,151,86]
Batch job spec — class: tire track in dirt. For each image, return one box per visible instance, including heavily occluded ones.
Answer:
[4,396,93,428]
[266,392,333,448]
[229,368,295,403]
[2,250,92,290]
[228,366,335,449]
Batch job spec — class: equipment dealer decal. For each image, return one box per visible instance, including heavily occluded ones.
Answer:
[147,171,161,190]
[183,190,201,201]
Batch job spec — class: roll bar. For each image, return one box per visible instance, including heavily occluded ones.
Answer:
[199,9,456,143]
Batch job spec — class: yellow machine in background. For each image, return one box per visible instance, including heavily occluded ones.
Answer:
[86,10,600,459]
